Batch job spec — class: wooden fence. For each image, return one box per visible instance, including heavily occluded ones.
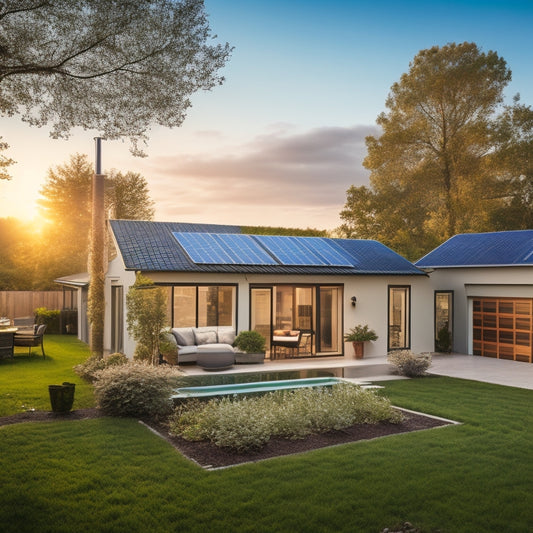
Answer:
[0,291,77,319]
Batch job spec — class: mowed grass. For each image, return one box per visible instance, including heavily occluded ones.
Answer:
[1,339,532,532]
[0,334,95,415]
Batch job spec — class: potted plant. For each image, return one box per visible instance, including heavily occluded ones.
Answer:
[344,324,378,359]
[233,330,266,364]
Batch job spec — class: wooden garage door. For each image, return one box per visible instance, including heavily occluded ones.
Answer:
[473,298,532,363]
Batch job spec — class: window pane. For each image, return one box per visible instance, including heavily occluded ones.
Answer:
[173,287,196,327]
[389,287,410,349]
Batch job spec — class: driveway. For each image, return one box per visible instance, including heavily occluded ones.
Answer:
[429,354,533,390]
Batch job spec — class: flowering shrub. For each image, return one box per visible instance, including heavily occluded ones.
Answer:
[388,350,432,377]
[169,383,403,452]
[74,352,129,382]
[93,363,182,419]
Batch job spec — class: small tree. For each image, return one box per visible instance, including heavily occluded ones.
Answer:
[126,273,168,365]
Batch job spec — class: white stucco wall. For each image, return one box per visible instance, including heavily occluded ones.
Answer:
[426,266,533,354]
[103,263,434,359]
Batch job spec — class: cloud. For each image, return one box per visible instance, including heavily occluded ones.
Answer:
[147,124,378,229]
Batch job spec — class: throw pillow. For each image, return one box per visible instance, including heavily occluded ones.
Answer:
[172,327,195,347]
[194,330,217,345]
[217,328,236,345]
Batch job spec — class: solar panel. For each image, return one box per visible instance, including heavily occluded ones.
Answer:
[172,232,233,264]
[252,235,353,267]
[172,232,278,265]
[298,237,355,267]
[215,234,278,265]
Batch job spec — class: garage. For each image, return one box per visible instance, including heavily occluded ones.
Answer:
[473,298,532,363]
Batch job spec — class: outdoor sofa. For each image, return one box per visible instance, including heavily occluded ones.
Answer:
[164,326,236,364]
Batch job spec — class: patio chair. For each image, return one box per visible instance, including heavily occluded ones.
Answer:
[14,324,47,358]
[271,330,301,360]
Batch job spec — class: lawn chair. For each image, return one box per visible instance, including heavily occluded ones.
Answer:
[14,324,47,358]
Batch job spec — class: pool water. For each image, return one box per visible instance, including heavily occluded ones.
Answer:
[171,377,344,400]
[176,368,339,388]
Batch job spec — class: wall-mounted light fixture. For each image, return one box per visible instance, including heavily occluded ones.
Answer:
[351,296,357,307]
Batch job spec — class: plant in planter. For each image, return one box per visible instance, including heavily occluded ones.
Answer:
[233,330,266,364]
[344,324,378,359]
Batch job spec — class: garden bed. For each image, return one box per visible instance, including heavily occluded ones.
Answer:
[146,409,453,469]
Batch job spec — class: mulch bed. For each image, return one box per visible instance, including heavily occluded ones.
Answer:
[0,408,453,469]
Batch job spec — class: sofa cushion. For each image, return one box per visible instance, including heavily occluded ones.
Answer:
[194,329,217,345]
[177,345,198,356]
[172,327,195,347]
[197,343,235,353]
[217,327,236,345]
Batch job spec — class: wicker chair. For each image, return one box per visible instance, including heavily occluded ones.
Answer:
[14,324,47,358]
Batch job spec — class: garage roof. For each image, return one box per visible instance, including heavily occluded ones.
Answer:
[416,230,533,268]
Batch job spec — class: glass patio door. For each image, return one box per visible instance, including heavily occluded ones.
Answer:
[251,288,272,351]
[317,286,342,354]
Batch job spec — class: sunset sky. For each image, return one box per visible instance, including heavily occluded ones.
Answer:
[1,0,532,230]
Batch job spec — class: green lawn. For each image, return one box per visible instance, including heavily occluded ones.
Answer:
[1,339,532,532]
[0,334,95,415]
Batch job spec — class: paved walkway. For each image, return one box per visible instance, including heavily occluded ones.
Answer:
[429,353,533,390]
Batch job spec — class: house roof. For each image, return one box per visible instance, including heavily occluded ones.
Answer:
[109,220,424,276]
[416,230,533,269]
[54,273,90,288]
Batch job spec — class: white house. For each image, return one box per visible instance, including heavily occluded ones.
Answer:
[103,220,434,361]
[416,230,533,363]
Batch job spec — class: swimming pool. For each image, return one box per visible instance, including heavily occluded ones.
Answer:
[171,376,345,400]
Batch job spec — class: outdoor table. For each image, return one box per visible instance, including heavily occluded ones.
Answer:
[0,327,18,359]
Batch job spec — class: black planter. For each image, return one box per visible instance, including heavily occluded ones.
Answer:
[49,382,76,412]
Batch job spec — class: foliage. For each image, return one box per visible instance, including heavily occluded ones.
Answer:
[126,273,169,364]
[388,350,432,377]
[34,307,60,333]
[169,383,402,451]
[0,0,232,155]
[74,352,128,383]
[0,136,14,180]
[242,225,329,237]
[233,330,266,353]
[93,363,182,420]
[339,42,532,260]
[435,326,452,353]
[343,324,378,342]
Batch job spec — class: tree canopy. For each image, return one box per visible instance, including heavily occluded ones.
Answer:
[0,154,155,290]
[0,0,232,161]
[339,42,532,260]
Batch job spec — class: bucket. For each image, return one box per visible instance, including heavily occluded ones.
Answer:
[49,382,76,413]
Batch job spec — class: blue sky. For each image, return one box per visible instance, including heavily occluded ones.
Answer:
[1,0,532,229]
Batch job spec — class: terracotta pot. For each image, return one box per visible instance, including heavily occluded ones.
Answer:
[352,341,364,359]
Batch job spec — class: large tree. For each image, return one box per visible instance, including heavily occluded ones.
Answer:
[339,42,533,260]
[30,153,155,287]
[0,0,232,159]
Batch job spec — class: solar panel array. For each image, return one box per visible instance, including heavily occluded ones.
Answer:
[172,232,278,265]
[173,232,355,267]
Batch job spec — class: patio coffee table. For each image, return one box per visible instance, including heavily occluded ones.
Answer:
[196,351,235,371]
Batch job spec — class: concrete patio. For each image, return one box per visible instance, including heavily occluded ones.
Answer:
[179,353,533,390]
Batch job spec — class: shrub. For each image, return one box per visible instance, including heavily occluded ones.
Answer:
[169,383,403,451]
[74,352,128,382]
[93,363,182,419]
[34,307,61,334]
[388,350,432,377]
